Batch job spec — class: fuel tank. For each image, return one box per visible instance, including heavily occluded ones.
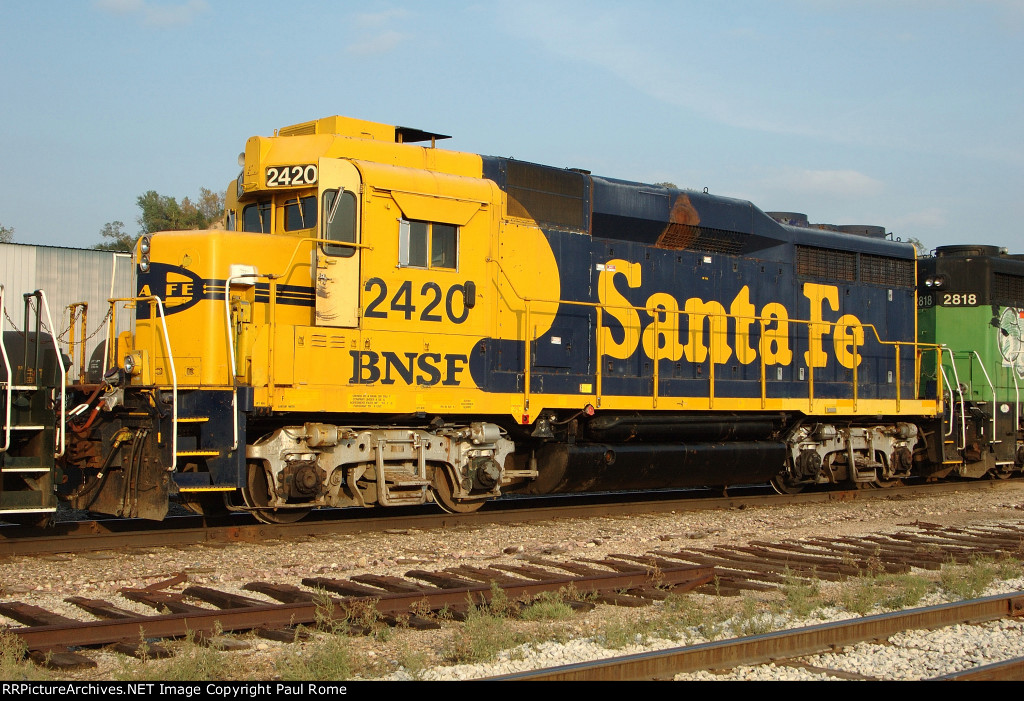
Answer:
[519,440,787,494]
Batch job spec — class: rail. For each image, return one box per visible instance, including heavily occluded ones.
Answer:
[486,257,942,417]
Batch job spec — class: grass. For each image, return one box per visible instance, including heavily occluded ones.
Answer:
[113,629,239,681]
[0,630,50,681]
[520,591,576,622]
[840,573,932,616]
[277,633,355,681]
[777,570,825,618]
[939,555,1020,601]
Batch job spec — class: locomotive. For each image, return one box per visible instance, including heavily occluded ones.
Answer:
[1,114,1021,524]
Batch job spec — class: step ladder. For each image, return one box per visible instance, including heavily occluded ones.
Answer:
[0,286,66,517]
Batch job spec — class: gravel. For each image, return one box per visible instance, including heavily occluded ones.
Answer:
[3,482,1024,681]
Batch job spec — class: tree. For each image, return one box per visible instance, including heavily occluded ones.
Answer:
[94,221,133,252]
[94,188,226,250]
[0,222,12,243]
[137,188,225,234]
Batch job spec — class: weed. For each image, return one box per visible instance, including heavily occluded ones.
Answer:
[520,592,575,622]
[0,630,49,681]
[277,633,354,681]
[878,574,931,610]
[115,630,235,681]
[441,604,522,664]
[778,570,823,619]
[731,597,776,637]
[940,556,1001,600]
[841,573,933,615]
[483,582,518,618]
[598,617,657,649]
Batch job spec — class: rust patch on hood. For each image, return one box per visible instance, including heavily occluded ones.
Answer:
[655,193,702,249]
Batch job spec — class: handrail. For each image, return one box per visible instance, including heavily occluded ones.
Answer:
[34,290,67,458]
[0,285,11,453]
[106,295,177,470]
[968,350,997,440]
[225,273,264,452]
[938,362,954,434]
[1013,369,1020,441]
[66,302,88,382]
[940,347,968,449]
[485,256,940,413]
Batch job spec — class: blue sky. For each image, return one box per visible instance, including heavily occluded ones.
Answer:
[1,0,1021,252]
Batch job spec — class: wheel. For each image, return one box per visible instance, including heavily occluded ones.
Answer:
[432,469,484,514]
[242,463,310,524]
[769,474,804,495]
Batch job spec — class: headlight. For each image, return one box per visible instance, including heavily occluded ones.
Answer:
[933,275,946,289]
[123,354,136,375]
[925,277,934,288]
[139,254,150,272]
[139,236,151,255]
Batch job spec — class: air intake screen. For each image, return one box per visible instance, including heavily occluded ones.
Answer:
[506,161,586,231]
[861,254,914,287]
[796,246,857,281]
[994,273,1024,306]
[657,225,746,255]
[797,246,914,287]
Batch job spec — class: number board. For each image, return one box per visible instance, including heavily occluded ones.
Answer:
[266,165,318,187]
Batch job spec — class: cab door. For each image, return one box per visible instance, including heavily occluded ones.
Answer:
[315,158,362,327]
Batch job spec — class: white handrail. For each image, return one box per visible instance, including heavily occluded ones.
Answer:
[940,347,968,449]
[35,290,67,458]
[0,285,11,454]
[968,350,997,441]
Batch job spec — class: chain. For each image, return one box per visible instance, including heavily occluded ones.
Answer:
[1,300,115,347]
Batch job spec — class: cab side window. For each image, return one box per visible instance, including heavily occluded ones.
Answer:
[399,219,458,270]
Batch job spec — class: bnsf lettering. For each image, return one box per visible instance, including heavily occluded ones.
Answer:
[349,351,468,386]
[598,259,864,369]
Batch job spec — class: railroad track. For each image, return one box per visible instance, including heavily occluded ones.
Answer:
[489,592,1024,681]
[0,479,1013,557]
[0,561,714,670]
[4,517,1024,674]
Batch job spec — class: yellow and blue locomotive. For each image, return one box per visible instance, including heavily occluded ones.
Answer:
[50,114,1017,523]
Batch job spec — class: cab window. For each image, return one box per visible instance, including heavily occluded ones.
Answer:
[242,201,271,233]
[284,196,317,231]
[321,189,357,257]
[399,219,458,270]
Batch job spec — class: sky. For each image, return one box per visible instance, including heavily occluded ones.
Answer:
[1,0,1021,253]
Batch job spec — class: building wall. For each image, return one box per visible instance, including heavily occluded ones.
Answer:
[0,243,134,381]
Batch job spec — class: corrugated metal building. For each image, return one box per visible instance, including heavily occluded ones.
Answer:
[1,242,135,381]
